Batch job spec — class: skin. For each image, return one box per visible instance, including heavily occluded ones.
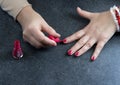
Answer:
[17,5,117,61]
[17,6,60,48]
[63,7,116,61]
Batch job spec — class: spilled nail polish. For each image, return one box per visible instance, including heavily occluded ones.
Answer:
[75,52,79,57]
[91,56,95,61]
[67,50,72,55]
[12,40,23,59]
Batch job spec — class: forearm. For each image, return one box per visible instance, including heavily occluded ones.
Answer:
[0,0,30,19]
[17,5,38,29]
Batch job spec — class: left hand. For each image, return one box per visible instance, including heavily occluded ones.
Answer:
[63,7,116,61]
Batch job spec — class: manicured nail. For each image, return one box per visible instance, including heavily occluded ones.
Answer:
[63,39,67,43]
[91,56,95,61]
[67,50,72,56]
[48,35,55,40]
[12,40,23,59]
[75,51,79,57]
[48,35,61,43]
[54,37,61,43]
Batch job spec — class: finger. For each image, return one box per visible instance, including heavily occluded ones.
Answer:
[74,38,96,57]
[25,36,44,48]
[91,41,105,61]
[33,30,57,46]
[63,29,85,43]
[42,25,61,37]
[67,35,89,55]
[77,7,93,19]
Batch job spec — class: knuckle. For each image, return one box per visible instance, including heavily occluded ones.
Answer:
[86,42,92,48]
[75,30,85,38]
[102,35,108,42]
[23,30,26,35]
[36,45,42,48]
[35,43,42,48]
[95,48,101,55]
[82,46,88,51]
[23,37,27,42]
[26,26,34,32]
[23,36,26,41]
[35,46,40,49]
[81,39,86,44]
[77,40,84,45]
[48,26,55,32]
[97,44,102,49]
[78,36,89,45]
[75,33,81,39]
[80,29,85,34]
[34,45,39,48]
[23,32,28,40]
[89,24,97,30]
[97,43,104,50]
[40,37,45,42]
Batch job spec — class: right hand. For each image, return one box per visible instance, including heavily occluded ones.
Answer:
[17,6,60,48]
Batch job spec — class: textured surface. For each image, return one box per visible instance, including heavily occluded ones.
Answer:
[0,0,120,85]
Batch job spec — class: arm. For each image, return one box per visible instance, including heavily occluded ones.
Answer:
[0,0,30,19]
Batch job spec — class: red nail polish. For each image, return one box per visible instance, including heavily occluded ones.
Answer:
[91,56,95,61]
[54,37,61,43]
[63,39,67,43]
[48,35,55,40]
[75,52,79,57]
[48,35,61,43]
[67,50,72,55]
[12,40,23,59]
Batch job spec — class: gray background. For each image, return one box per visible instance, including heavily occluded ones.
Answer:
[0,0,120,85]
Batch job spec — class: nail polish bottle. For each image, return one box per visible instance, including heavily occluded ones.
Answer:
[12,40,23,59]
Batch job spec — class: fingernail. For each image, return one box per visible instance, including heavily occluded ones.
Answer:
[48,35,62,43]
[54,37,61,43]
[91,56,95,61]
[12,40,23,59]
[75,51,79,57]
[48,35,55,40]
[63,39,67,43]
[67,50,72,56]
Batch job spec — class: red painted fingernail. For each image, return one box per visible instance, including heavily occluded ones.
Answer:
[12,40,23,59]
[54,37,61,43]
[48,35,61,43]
[91,56,95,61]
[63,39,67,43]
[48,35,55,40]
[67,50,72,55]
[75,51,79,57]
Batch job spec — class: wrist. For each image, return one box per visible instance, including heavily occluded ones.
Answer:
[110,5,120,32]
[16,5,37,28]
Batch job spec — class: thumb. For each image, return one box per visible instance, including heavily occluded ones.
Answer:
[77,7,93,19]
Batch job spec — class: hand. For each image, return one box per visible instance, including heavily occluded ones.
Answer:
[17,6,60,48]
[63,7,116,61]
